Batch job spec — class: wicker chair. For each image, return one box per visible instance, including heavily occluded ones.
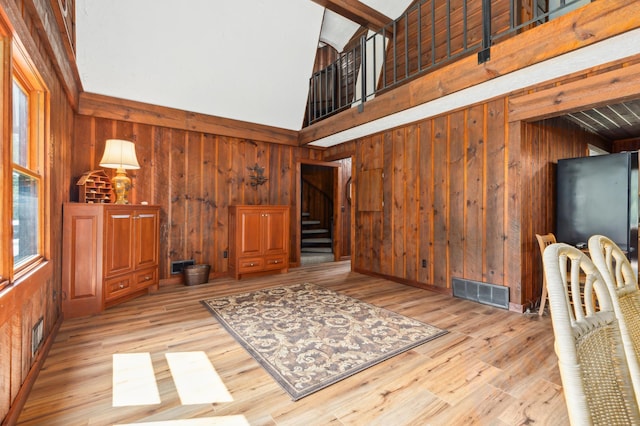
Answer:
[543,242,640,425]
[588,234,640,405]
[535,233,557,316]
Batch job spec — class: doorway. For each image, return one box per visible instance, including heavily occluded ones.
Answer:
[297,158,352,265]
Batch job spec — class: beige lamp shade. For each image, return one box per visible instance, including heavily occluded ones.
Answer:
[99,139,140,170]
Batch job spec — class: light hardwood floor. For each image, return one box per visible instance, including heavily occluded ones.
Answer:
[17,261,568,425]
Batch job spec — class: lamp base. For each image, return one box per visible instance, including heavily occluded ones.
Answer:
[111,168,132,204]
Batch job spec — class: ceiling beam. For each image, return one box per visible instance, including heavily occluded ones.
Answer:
[312,0,392,32]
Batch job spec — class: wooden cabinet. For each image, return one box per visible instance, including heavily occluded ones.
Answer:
[229,205,290,279]
[62,203,160,318]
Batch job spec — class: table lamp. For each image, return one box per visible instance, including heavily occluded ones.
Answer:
[99,139,140,204]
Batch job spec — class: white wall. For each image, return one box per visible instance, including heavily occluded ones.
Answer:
[76,0,324,130]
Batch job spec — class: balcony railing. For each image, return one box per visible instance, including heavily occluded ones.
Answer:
[306,0,591,126]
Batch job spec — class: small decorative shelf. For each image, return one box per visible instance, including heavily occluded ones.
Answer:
[77,170,113,203]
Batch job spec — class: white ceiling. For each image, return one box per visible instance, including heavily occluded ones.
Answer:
[75,0,412,132]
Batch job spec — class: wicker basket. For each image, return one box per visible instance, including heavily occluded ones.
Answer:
[183,264,210,286]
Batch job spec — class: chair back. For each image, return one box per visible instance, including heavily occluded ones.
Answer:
[536,233,557,253]
[543,242,640,425]
[588,234,638,292]
[535,233,557,315]
[589,234,640,404]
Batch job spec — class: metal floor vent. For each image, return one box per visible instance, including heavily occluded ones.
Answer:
[32,317,44,356]
[452,277,509,310]
[170,259,195,274]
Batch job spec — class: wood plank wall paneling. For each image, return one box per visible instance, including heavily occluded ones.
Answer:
[465,105,484,282]
[323,140,357,162]
[613,138,640,153]
[72,115,322,280]
[519,117,597,308]
[352,100,508,292]
[486,99,506,286]
[353,109,484,292]
[432,115,449,289]
[78,92,299,147]
[1,0,74,422]
[418,120,433,285]
[350,100,598,310]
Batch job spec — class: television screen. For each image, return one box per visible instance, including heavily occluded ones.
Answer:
[556,152,634,250]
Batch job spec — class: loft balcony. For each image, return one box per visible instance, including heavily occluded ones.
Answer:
[305,0,591,127]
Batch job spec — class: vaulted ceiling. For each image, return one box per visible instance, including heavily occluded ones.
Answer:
[75,0,412,131]
[76,1,640,144]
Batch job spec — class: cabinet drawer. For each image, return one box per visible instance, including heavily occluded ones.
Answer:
[238,257,265,273]
[104,276,132,301]
[264,255,287,271]
[134,267,157,290]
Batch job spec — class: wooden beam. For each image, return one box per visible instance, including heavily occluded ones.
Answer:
[312,0,392,32]
[78,92,299,146]
[508,62,640,122]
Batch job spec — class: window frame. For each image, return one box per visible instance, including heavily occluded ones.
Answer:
[11,68,46,276]
[0,33,49,290]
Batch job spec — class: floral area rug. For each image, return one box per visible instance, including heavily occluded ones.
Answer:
[201,283,447,400]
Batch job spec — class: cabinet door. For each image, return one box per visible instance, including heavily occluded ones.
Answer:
[238,210,263,256]
[263,208,288,254]
[62,205,103,318]
[104,209,134,277]
[135,209,159,269]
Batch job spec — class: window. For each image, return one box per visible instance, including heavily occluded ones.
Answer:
[11,50,46,274]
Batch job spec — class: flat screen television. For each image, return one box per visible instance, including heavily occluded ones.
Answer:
[556,151,638,256]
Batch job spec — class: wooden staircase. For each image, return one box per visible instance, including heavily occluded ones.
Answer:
[301,212,334,265]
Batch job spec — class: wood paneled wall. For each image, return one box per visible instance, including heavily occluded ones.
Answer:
[613,138,640,153]
[0,0,75,423]
[519,117,601,307]
[73,115,322,280]
[352,99,508,294]
[347,100,603,311]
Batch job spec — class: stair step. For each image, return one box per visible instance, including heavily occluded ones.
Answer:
[302,220,321,226]
[302,237,332,244]
[300,252,334,265]
[301,247,333,253]
[302,228,328,235]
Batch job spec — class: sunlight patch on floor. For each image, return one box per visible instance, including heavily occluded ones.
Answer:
[115,415,250,426]
[112,353,161,407]
[165,351,233,404]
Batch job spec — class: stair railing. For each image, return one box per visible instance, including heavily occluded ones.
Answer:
[307,0,592,125]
